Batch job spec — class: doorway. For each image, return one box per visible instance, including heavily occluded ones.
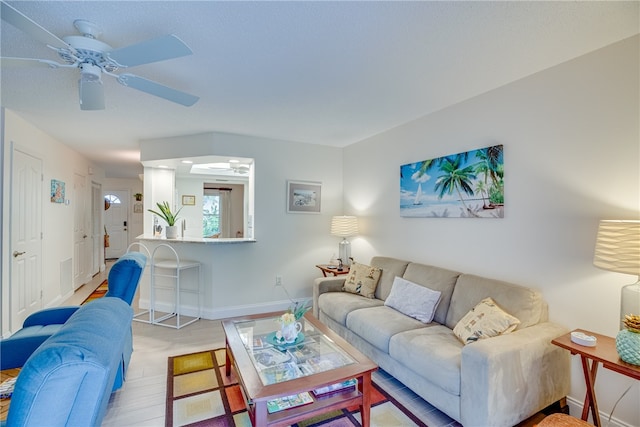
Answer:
[91,182,103,275]
[73,173,91,289]
[10,146,43,330]
[104,190,129,259]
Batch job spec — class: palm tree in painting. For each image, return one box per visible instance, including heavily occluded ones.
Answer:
[474,145,504,206]
[474,180,490,209]
[434,156,479,217]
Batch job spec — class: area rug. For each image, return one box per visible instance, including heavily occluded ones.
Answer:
[166,349,428,427]
[81,280,108,305]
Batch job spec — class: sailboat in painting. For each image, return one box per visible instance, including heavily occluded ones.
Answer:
[413,183,423,205]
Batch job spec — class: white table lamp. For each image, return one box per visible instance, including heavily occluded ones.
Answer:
[593,220,640,329]
[331,216,359,266]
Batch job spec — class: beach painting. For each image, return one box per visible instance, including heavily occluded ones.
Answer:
[287,180,322,213]
[400,145,504,218]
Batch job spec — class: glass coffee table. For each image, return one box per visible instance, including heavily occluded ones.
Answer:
[222,312,378,427]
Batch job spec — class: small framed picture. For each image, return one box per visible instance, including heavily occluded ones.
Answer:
[133,203,143,213]
[182,195,196,206]
[287,180,321,214]
[51,179,65,203]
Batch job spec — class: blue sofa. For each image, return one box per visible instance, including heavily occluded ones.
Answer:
[0,252,146,370]
[5,297,134,426]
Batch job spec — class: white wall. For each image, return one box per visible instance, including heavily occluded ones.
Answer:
[1,109,105,336]
[139,132,345,313]
[342,35,640,426]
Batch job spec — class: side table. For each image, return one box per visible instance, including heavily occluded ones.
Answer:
[551,329,640,427]
[315,264,350,277]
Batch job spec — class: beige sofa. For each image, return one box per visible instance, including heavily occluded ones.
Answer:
[313,256,570,427]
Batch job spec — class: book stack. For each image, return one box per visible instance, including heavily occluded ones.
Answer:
[312,378,357,397]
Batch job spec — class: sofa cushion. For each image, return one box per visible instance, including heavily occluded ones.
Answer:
[453,297,520,344]
[384,276,441,323]
[370,257,410,300]
[346,306,427,353]
[389,325,463,396]
[343,262,382,298]
[318,292,383,326]
[445,274,546,330]
[401,263,460,325]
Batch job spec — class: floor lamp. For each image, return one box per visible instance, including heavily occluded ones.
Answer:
[331,216,359,267]
[593,220,640,330]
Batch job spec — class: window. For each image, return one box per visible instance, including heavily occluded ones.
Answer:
[104,194,122,204]
[203,194,220,237]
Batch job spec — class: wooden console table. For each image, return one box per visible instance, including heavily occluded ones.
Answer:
[551,329,640,426]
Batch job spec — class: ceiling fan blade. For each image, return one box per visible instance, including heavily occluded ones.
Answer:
[1,1,71,51]
[0,56,61,68]
[107,34,193,68]
[79,77,105,110]
[117,74,199,107]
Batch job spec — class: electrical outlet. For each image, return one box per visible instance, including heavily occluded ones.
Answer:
[275,276,282,287]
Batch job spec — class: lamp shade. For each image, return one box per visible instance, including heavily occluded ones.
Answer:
[593,220,640,275]
[330,216,359,237]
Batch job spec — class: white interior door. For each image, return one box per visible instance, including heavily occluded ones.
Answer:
[10,147,43,330]
[73,173,90,289]
[104,190,129,259]
[91,182,102,275]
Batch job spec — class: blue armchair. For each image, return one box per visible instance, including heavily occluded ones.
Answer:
[0,252,146,370]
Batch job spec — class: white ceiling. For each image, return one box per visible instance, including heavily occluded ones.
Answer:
[2,1,638,179]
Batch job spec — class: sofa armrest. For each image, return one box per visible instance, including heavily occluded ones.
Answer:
[312,277,346,318]
[22,306,79,327]
[460,322,570,427]
[1,335,53,370]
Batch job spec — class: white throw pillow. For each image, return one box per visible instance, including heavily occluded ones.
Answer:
[384,276,442,323]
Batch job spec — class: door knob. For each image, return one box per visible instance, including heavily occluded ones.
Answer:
[83,235,88,238]
[13,251,26,258]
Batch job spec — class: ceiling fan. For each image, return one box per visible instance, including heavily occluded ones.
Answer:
[0,1,199,110]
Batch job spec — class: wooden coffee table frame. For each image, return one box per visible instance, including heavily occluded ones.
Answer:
[222,312,378,427]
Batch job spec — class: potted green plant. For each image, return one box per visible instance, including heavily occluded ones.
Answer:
[148,201,182,239]
[133,193,143,201]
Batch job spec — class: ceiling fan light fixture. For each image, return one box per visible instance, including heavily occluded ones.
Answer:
[79,63,105,110]
[79,62,102,82]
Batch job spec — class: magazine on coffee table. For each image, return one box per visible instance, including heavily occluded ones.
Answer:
[301,352,351,374]
[253,347,291,369]
[258,361,302,385]
[312,378,357,396]
[266,391,314,413]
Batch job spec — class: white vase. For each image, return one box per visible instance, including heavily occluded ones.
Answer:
[280,321,302,343]
[165,225,179,239]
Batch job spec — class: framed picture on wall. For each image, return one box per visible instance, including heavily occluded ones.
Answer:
[50,179,65,203]
[399,144,504,218]
[287,180,322,213]
[182,195,196,206]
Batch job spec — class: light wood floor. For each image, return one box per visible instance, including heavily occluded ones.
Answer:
[68,265,555,427]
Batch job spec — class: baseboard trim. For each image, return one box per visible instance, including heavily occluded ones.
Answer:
[566,395,631,427]
[137,298,306,320]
